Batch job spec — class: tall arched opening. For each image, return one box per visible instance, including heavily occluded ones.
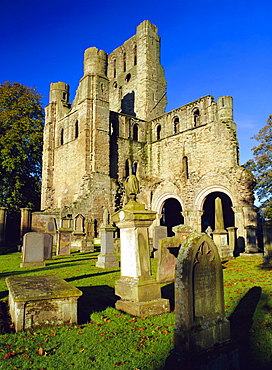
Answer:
[201,191,234,232]
[160,198,184,236]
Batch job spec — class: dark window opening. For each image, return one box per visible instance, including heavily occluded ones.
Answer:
[113,59,116,78]
[60,128,64,145]
[134,45,137,65]
[183,156,189,179]
[132,162,138,175]
[156,124,161,140]
[75,121,79,139]
[133,124,138,140]
[63,92,66,100]
[125,73,131,82]
[174,117,179,134]
[193,109,200,126]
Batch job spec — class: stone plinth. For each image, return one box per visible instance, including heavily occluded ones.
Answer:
[112,200,170,316]
[6,275,82,332]
[212,231,233,261]
[96,225,119,269]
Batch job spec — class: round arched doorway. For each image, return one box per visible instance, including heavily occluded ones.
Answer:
[201,191,234,232]
[160,198,184,236]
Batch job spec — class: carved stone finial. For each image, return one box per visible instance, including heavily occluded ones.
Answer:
[124,174,140,202]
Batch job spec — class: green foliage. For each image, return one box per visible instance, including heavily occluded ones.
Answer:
[0,81,44,211]
[244,115,272,218]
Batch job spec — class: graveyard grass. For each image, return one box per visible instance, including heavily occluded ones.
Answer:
[0,252,271,370]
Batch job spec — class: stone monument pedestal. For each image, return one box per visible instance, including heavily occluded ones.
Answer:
[112,200,170,317]
[212,230,233,260]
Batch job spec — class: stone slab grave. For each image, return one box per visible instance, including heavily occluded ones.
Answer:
[165,233,239,369]
[21,232,45,267]
[6,275,82,332]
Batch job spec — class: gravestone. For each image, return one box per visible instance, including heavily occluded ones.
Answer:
[96,209,119,269]
[44,233,53,260]
[165,233,238,369]
[57,217,73,256]
[20,232,45,267]
[156,237,181,283]
[156,225,194,283]
[153,226,167,258]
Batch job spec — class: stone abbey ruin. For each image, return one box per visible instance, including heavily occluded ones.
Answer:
[29,20,257,254]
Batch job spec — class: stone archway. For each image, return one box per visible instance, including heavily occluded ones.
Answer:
[160,198,184,237]
[201,192,234,232]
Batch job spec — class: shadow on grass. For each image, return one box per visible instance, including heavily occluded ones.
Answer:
[0,263,88,279]
[77,285,118,324]
[229,286,262,369]
[65,270,119,282]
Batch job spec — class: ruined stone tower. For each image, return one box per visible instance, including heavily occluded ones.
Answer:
[37,20,258,252]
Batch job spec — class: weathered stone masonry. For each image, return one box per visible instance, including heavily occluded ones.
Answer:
[37,20,257,251]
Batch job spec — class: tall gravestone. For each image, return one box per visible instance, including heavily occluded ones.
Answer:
[57,217,73,256]
[153,226,167,258]
[96,209,119,268]
[44,233,53,260]
[21,232,45,267]
[166,233,238,369]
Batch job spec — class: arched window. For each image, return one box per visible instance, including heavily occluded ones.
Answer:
[123,52,126,72]
[193,108,200,126]
[134,45,137,65]
[75,121,79,139]
[174,117,179,134]
[156,124,161,140]
[183,156,189,179]
[60,128,64,145]
[113,59,116,78]
[133,124,138,141]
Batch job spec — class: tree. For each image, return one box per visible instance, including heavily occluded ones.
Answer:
[0,81,44,211]
[244,115,272,219]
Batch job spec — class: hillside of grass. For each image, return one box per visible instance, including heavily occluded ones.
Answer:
[0,251,271,369]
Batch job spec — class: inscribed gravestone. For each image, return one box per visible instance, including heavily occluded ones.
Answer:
[44,233,53,259]
[21,232,45,267]
[174,233,230,354]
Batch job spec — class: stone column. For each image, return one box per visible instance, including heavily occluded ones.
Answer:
[212,198,232,260]
[20,208,32,242]
[57,217,73,256]
[0,207,8,252]
[112,200,170,317]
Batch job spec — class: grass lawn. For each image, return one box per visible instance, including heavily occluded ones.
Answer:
[0,251,271,369]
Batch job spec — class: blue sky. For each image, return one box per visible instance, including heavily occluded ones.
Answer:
[1,0,272,164]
